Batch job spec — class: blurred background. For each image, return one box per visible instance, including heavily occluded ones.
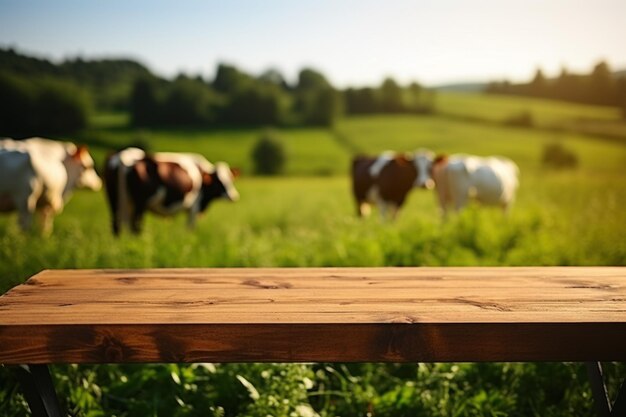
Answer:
[1,1,625,416]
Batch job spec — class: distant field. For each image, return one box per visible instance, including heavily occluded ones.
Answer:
[83,94,626,178]
[435,91,626,140]
[81,116,348,176]
[436,91,623,124]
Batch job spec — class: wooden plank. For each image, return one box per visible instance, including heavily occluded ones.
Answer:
[0,267,625,364]
[14,267,624,290]
[1,323,625,364]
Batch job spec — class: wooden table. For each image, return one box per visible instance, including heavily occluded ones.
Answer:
[1,267,625,416]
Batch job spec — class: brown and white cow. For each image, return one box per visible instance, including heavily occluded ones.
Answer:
[0,137,102,234]
[351,150,433,220]
[104,148,239,235]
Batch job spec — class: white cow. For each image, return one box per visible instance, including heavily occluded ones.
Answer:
[415,152,519,217]
[0,137,102,234]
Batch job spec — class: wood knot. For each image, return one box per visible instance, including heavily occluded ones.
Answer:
[390,316,418,324]
[241,279,292,289]
[98,335,133,362]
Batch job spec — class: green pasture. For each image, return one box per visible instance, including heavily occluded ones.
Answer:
[436,91,623,124]
[435,91,626,140]
[82,97,626,178]
[2,94,625,416]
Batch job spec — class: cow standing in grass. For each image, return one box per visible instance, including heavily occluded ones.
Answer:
[351,150,434,220]
[415,153,520,218]
[0,137,102,234]
[104,148,239,235]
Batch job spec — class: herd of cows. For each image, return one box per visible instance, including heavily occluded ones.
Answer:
[353,149,519,220]
[0,137,520,235]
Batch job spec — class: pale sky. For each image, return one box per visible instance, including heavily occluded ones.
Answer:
[1,0,625,87]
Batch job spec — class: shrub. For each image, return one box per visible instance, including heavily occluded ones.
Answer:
[504,111,534,127]
[251,132,286,175]
[542,142,578,169]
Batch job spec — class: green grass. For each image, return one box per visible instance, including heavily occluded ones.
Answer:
[436,91,623,125]
[337,114,626,172]
[435,91,626,140]
[77,123,348,176]
[2,100,626,416]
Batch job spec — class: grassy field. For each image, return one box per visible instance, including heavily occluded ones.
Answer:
[1,93,625,416]
[435,91,626,140]
[436,91,623,125]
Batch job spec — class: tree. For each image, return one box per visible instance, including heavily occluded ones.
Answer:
[251,131,286,175]
[0,71,88,136]
[305,88,343,127]
[380,77,404,112]
[295,68,341,126]
[259,68,290,90]
[0,71,37,136]
[529,68,548,97]
[130,76,162,126]
[213,63,251,94]
[162,77,216,125]
[222,84,288,126]
[296,68,330,92]
[588,61,614,105]
[35,78,90,134]
[616,77,626,118]
[344,87,379,114]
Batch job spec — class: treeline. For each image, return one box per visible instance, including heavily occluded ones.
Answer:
[0,71,90,136]
[0,47,151,136]
[0,47,435,135]
[487,61,626,114]
[345,79,434,114]
[0,48,150,110]
[131,65,433,128]
[130,65,344,127]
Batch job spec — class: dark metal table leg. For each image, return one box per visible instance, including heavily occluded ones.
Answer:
[586,362,626,417]
[12,365,63,417]
[611,379,625,417]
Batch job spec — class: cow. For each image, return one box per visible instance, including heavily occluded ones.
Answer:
[415,153,520,218]
[104,148,239,235]
[0,137,102,234]
[351,150,433,220]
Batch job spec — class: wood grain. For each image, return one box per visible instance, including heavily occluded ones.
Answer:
[0,267,625,364]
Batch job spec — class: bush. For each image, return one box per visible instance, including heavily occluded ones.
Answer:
[542,142,578,169]
[504,111,534,127]
[251,132,286,175]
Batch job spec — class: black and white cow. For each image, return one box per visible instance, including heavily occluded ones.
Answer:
[104,148,239,235]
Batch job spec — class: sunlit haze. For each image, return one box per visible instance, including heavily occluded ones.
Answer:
[1,0,625,86]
